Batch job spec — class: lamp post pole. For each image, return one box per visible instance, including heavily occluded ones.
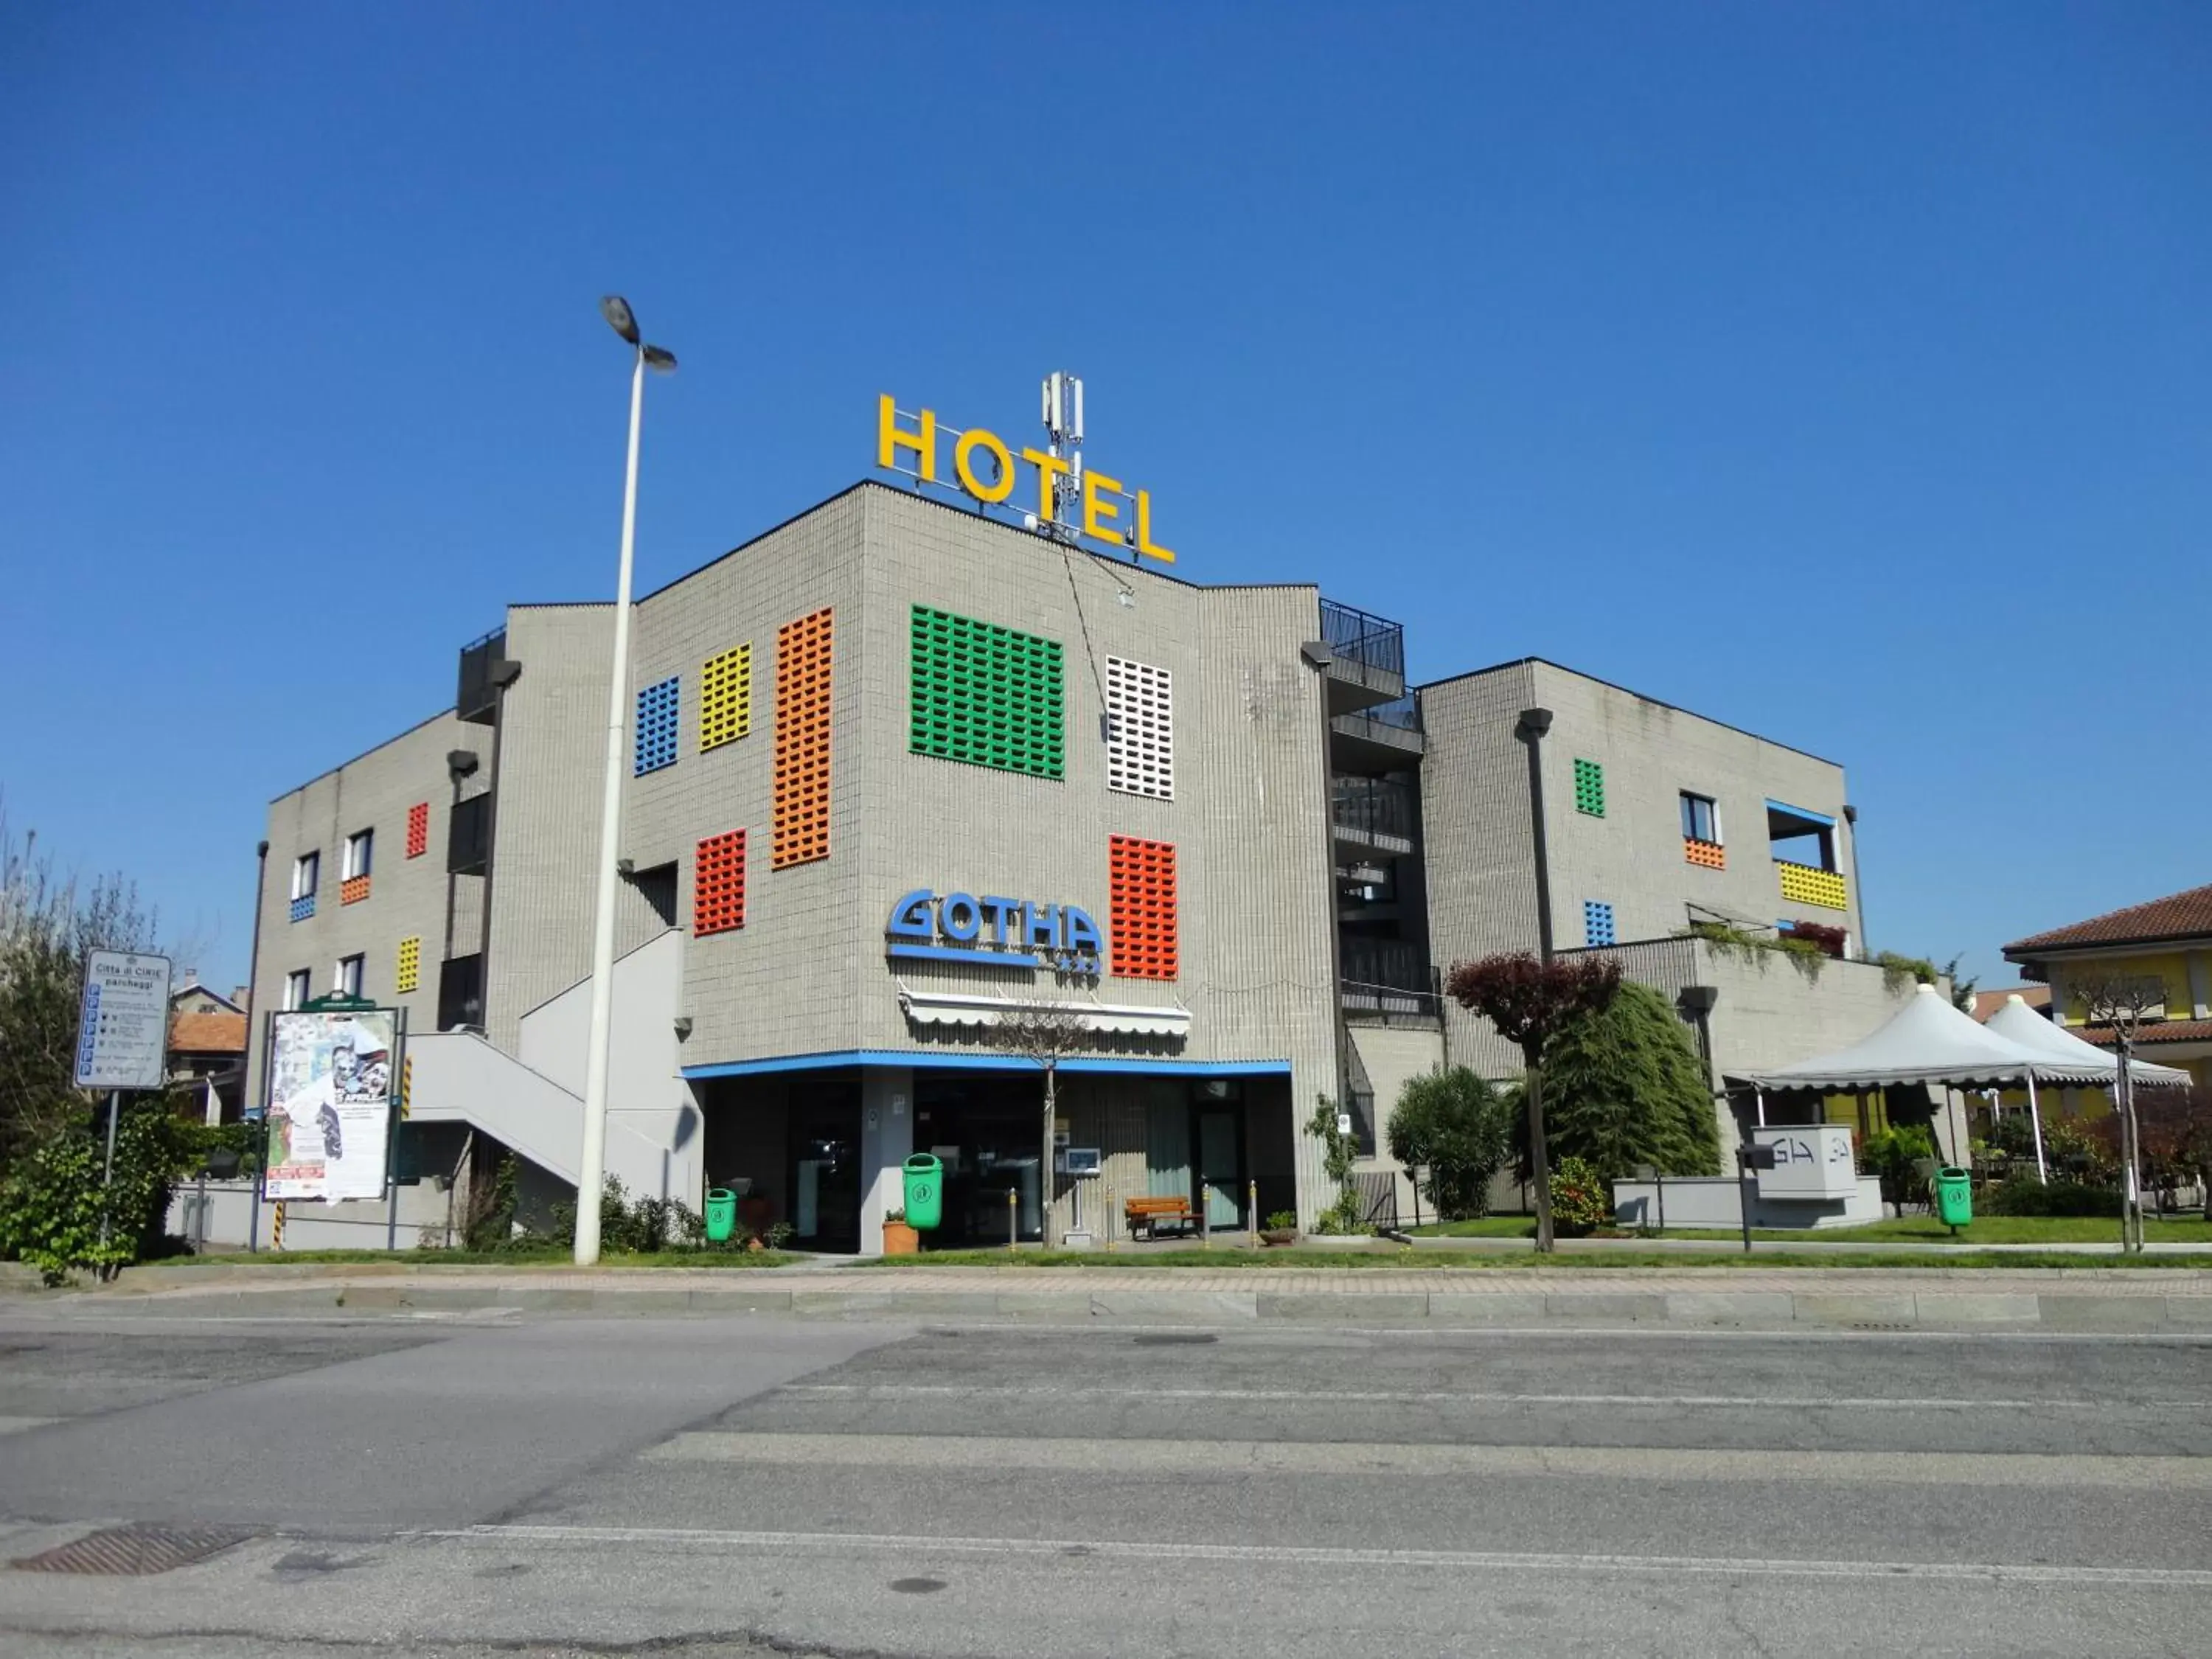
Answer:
[575,297,675,1266]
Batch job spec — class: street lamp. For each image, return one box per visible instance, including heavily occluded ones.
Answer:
[575,295,678,1266]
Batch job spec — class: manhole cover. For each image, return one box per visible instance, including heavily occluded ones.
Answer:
[15,1524,252,1576]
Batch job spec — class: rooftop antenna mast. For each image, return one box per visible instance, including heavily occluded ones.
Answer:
[1038,371,1084,544]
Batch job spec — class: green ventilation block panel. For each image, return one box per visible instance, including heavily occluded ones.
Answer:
[908,605,1065,779]
[1573,757,1605,817]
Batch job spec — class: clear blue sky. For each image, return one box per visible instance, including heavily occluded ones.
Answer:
[3,3,2205,993]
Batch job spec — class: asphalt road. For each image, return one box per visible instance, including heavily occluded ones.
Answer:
[0,1307,2207,1657]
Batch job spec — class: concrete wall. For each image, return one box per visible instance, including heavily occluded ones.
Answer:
[512,928,701,1208]
[249,708,473,1111]
[167,1178,457,1252]
[484,603,626,1052]
[1611,1174,1884,1230]
[1346,1022,1447,1216]
[1526,659,1860,953]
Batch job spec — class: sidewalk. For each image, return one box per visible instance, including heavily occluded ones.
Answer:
[22,1259,2212,1332]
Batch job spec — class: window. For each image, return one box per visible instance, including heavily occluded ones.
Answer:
[289,851,319,922]
[1104,655,1174,800]
[1583,901,1616,947]
[284,970,311,1010]
[908,604,1065,779]
[335,955,364,998]
[395,936,422,994]
[341,830,373,903]
[635,675,681,776]
[1573,758,1605,817]
[1768,799,1847,910]
[1766,801,1837,871]
[1680,793,1719,844]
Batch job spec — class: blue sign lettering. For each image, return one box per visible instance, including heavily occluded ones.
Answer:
[886,888,1105,973]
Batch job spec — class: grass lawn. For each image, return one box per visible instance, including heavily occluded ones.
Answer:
[1660,1216,2208,1245]
[868,1246,2212,1271]
[152,1248,805,1268]
[1404,1217,1537,1238]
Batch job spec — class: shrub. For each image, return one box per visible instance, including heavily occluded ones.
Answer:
[1264,1210,1297,1231]
[1517,981,1722,1183]
[1386,1067,1513,1220]
[0,1095,202,1284]
[1858,1124,1936,1206]
[1981,1175,2123,1218]
[1548,1156,1612,1236]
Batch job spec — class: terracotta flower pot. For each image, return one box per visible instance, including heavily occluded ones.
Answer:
[883,1222,919,1256]
[1260,1228,1298,1247]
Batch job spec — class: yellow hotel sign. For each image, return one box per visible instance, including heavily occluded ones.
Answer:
[877,394,1175,564]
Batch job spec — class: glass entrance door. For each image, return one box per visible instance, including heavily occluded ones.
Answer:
[1196,1107,1243,1228]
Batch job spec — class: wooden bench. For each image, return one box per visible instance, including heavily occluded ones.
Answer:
[1124,1194,1200,1240]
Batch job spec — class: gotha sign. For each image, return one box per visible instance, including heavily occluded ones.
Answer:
[888,888,1105,973]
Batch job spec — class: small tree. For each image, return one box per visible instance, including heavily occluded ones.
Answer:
[1446,952,1621,1252]
[1386,1067,1513,1220]
[1304,1095,1360,1232]
[1528,981,1722,1183]
[984,998,1091,1249]
[2072,973,2164,1252]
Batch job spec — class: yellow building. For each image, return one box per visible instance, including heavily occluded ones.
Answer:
[2003,883,2212,1092]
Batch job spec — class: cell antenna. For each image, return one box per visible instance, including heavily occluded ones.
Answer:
[1039,370,1085,543]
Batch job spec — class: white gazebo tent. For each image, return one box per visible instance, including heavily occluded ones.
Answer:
[1731,985,2123,1183]
[1981,994,2191,1178]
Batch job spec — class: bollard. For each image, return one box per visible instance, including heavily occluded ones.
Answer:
[1248,1180,1259,1242]
[1008,1186,1018,1254]
[1105,1180,1117,1253]
[1200,1186,1211,1251]
[272,1200,287,1251]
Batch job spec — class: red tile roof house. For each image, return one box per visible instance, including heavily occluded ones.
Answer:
[2003,883,2212,1091]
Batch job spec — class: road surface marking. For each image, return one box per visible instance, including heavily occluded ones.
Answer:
[643,1432,2212,1488]
[778,1382,2168,1412]
[442,1523,2212,1589]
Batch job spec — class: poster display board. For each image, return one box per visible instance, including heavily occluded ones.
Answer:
[264,1009,397,1203]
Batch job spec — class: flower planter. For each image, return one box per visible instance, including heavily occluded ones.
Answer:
[882,1222,919,1256]
[1259,1228,1298,1247]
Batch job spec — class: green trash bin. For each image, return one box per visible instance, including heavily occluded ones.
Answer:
[902,1155,944,1233]
[1932,1166,1972,1231]
[703,1187,738,1244]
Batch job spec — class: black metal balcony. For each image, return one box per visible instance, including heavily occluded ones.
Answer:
[456,627,509,724]
[1340,936,1430,995]
[1318,599,1406,713]
[448,793,490,874]
[1331,775,1418,853]
[437,953,484,1032]
[1330,692,1425,768]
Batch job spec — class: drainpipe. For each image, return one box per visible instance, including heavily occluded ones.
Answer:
[1841,804,1864,956]
[1677,984,1719,1093]
[1517,708,1555,961]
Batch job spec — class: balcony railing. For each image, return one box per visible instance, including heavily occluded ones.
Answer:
[456,627,508,724]
[1332,776,1418,843]
[448,793,490,874]
[1321,599,1405,681]
[1340,936,1431,995]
